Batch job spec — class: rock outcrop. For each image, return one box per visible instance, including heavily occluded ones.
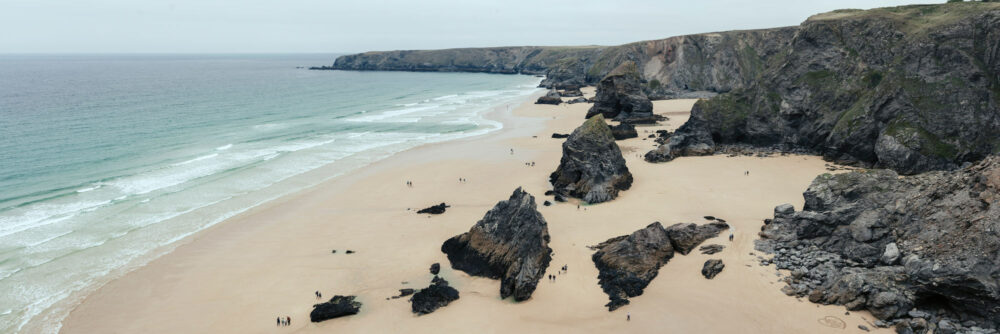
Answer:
[590,221,727,310]
[310,295,362,322]
[665,222,729,255]
[609,123,638,140]
[410,276,460,315]
[756,156,1000,331]
[591,222,675,311]
[417,203,449,214]
[652,4,1000,175]
[550,115,633,203]
[701,259,725,279]
[535,90,562,105]
[586,62,659,124]
[440,187,551,301]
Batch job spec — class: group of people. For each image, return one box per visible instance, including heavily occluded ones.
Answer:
[314,290,322,299]
[458,178,467,183]
[405,180,413,187]
[524,161,535,167]
[744,170,750,176]
[547,264,570,282]
[276,316,291,327]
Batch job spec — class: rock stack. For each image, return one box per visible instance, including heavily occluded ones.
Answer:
[549,115,633,203]
[586,61,659,124]
[440,187,551,301]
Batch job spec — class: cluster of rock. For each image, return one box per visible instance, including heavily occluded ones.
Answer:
[310,295,362,323]
[585,61,661,124]
[549,115,633,203]
[440,187,551,301]
[590,221,728,310]
[650,4,1000,175]
[410,276,460,315]
[756,156,1000,333]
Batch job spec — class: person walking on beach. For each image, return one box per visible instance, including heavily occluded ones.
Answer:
[627,312,631,321]
[729,227,735,242]
[277,317,281,326]
[287,316,291,326]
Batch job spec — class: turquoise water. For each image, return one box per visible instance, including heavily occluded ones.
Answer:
[0,54,541,333]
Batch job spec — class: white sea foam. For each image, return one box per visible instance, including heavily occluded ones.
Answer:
[215,144,233,151]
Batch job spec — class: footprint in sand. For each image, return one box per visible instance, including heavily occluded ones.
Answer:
[817,316,846,329]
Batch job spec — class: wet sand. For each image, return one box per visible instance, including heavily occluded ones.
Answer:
[60,88,886,333]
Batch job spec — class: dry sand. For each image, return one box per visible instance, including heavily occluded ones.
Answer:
[59,88,886,333]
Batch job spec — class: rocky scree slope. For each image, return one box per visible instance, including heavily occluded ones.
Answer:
[757,156,1000,332]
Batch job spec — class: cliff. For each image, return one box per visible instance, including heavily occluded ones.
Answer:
[321,29,796,97]
[656,3,1000,174]
[326,3,1000,174]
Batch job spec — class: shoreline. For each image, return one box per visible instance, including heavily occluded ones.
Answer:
[58,88,890,333]
[22,86,544,334]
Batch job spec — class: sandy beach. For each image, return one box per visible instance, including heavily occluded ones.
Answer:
[58,88,887,333]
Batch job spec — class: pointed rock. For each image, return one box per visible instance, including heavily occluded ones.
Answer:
[440,187,551,301]
[549,115,633,203]
[586,61,660,124]
[590,222,674,311]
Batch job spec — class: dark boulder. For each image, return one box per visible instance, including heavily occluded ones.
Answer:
[310,295,362,322]
[399,288,415,297]
[591,222,674,311]
[567,97,589,104]
[429,263,440,275]
[543,200,552,206]
[550,115,633,203]
[609,123,638,140]
[410,276,460,315]
[417,203,449,214]
[551,133,570,139]
[586,61,660,124]
[701,259,725,279]
[440,187,551,301]
[756,156,1000,329]
[664,222,729,255]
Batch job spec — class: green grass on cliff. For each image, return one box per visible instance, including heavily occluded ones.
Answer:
[885,119,960,160]
[808,3,1000,36]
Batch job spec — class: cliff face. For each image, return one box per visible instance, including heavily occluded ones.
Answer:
[657,4,1000,174]
[324,29,796,96]
[328,3,1000,175]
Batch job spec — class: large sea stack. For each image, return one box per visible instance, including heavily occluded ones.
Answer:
[586,61,658,124]
[591,221,727,311]
[550,115,633,203]
[440,187,551,301]
[757,156,1000,331]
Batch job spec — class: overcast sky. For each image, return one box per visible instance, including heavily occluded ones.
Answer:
[0,0,943,53]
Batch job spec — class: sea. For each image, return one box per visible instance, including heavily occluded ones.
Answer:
[0,54,542,333]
